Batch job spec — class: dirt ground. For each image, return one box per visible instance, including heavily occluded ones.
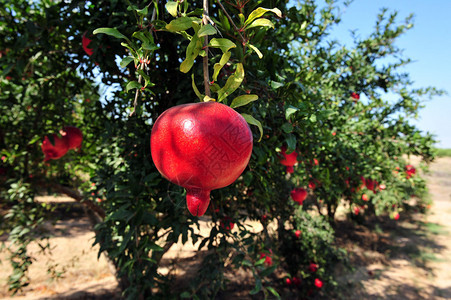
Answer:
[1,157,451,299]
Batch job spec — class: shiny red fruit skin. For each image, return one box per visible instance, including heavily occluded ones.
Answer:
[150,102,253,216]
[291,187,307,205]
[41,134,69,161]
[61,126,83,150]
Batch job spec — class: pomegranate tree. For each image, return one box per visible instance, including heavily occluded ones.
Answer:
[150,101,253,216]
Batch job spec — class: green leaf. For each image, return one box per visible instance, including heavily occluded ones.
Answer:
[166,17,193,32]
[260,265,276,277]
[241,113,263,142]
[285,105,299,119]
[209,38,236,53]
[309,114,317,122]
[28,135,41,145]
[126,81,142,92]
[180,33,202,73]
[191,74,204,101]
[165,1,178,18]
[244,7,282,27]
[180,292,191,299]
[281,122,293,133]
[217,63,244,102]
[246,18,275,30]
[267,286,281,299]
[230,94,258,108]
[120,56,134,68]
[270,80,284,89]
[248,44,263,59]
[249,277,262,295]
[212,51,231,81]
[198,24,217,37]
[93,27,130,43]
[286,134,296,151]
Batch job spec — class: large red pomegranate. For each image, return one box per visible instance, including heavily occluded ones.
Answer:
[150,101,253,216]
[279,145,298,173]
[60,126,83,150]
[41,134,69,161]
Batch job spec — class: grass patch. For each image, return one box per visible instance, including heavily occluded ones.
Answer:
[434,148,451,157]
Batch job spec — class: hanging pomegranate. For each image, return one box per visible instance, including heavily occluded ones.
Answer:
[291,187,307,205]
[61,126,83,150]
[41,134,69,161]
[279,145,298,173]
[150,101,253,216]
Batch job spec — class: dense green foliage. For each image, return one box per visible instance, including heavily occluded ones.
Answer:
[0,0,442,298]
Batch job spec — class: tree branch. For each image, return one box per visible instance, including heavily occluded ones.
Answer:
[216,0,246,45]
[203,0,211,97]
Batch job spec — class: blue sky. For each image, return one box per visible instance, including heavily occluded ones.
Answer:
[325,0,451,148]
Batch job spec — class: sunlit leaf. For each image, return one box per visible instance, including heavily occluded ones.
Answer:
[244,7,282,27]
[241,113,263,142]
[230,94,258,108]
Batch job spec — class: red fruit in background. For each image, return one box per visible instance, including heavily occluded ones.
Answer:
[279,145,298,173]
[351,92,360,100]
[309,263,319,272]
[260,253,273,266]
[82,32,94,56]
[393,212,400,220]
[285,278,292,286]
[291,188,307,205]
[362,194,369,201]
[313,158,319,165]
[220,216,234,231]
[292,277,301,286]
[379,183,386,190]
[150,102,253,216]
[60,126,83,150]
[405,164,416,179]
[308,180,316,190]
[314,278,323,289]
[365,178,375,192]
[41,134,69,161]
[354,207,360,215]
[295,229,302,238]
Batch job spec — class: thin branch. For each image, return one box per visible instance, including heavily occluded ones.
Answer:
[216,0,246,45]
[130,7,157,116]
[203,0,211,97]
[37,180,106,219]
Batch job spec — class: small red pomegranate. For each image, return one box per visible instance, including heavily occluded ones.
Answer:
[220,216,235,231]
[351,92,360,101]
[314,278,323,289]
[279,145,298,173]
[405,164,416,179]
[309,263,319,272]
[60,126,83,150]
[41,134,69,161]
[291,187,307,205]
[82,32,94,56]
[150,101,253,216]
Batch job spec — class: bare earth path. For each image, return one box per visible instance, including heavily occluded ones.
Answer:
[1,157,451,299]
